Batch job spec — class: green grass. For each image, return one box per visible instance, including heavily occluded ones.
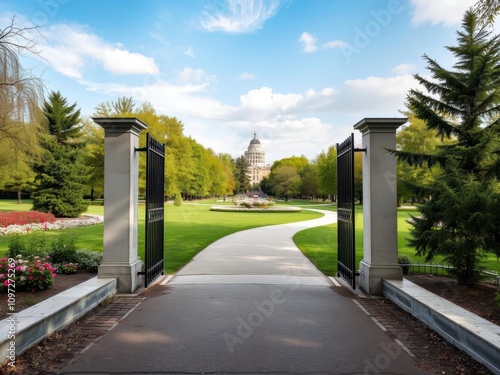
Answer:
[161,202,322,272]
[294,205,500,276]
[4,199,499,276]
[0,199,322,274]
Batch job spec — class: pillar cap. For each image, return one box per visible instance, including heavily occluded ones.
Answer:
[93,117,148,135]
[354,118,407,134]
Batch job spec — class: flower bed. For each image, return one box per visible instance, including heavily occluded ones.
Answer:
[0,215,104,236]
[0,211,56,227]
[0,255,57,292]
[210,205,302,212]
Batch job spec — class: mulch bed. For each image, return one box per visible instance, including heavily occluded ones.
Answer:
[405,274,500,325]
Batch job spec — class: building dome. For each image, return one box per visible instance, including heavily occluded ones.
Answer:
[250,137,260,145]
[245,132,265,166]
[244,131,271,187]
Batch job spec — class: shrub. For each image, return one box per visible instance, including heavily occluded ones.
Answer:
[397,254,413,275]
[55,262,79,274]
[0,255,56,292]
[174,193,183,206]
[76,250,103,273]
[8,234,48,258]
[49,233,78,264]
[0,211,56,227]
[7,236,26,258]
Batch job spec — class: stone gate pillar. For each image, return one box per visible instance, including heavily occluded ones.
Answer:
[354,118,407,295]
[93,118,147,293]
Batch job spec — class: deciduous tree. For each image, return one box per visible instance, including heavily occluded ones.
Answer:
[316,146,337,201]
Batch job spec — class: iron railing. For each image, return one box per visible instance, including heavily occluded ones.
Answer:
[400,263,500,288]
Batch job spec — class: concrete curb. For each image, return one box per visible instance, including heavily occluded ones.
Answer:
[0,277,117,364]
[383,278,500,375]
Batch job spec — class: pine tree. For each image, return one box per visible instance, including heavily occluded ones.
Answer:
[31,91,89,217]
[233,156,250,194]
[396,10,500,285]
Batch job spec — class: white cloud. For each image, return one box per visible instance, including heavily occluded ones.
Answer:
[299,32,347,53]
[178,67,213,83]
[239,72,255,80]
[409,0,475,26]
[322,40,347,49]
[100,48,158,75]
[299,32,318,53]
[337,74,417,115]
[184,46,196,58]
[39,24,159,78]
[391,63,415,75]
[238,87,302,117]
[201,0,283,33]
[79,72,416,161]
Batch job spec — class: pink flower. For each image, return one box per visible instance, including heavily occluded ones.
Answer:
[52,273,57,278]
[39,267,45,271]
[3,280,10,286]
[28,275,34,280]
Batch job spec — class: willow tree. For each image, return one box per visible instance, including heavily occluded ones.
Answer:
[0,18,44,201]
[395,10,500,285]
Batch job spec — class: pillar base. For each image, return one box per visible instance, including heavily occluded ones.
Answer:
[98,259,143,293]
[359,260,403,295]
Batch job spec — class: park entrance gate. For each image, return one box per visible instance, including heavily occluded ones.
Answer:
[138,134,165,287]
[336,133,357,289]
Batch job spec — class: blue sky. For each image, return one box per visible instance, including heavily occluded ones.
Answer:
[1,0,479,163]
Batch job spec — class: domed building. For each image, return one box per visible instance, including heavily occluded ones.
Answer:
[244,132,271,186]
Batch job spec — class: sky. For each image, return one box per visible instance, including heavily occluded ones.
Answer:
[1,0,482,164]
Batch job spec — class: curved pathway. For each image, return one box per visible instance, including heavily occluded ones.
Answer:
[171,209,337,286]
[60,209,431,375]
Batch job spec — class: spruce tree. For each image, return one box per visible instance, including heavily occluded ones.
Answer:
[396,10,500,285]
[31,91,89,217]
[233,156,250,194]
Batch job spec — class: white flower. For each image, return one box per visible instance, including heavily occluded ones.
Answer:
[0,215,104,235]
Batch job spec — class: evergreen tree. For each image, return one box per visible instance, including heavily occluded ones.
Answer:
[32,91,88,217]
[234,156,250,194]
[395,10,500,285]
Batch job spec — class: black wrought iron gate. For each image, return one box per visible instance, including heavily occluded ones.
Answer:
[139,134,165,287]
[336,133,356,289]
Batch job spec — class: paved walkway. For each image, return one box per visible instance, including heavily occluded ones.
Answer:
[59,210,431,375]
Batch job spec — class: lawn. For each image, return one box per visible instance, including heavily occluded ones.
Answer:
[294,205,500,276]
[3,199,499,276]
[0,199,322,273]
